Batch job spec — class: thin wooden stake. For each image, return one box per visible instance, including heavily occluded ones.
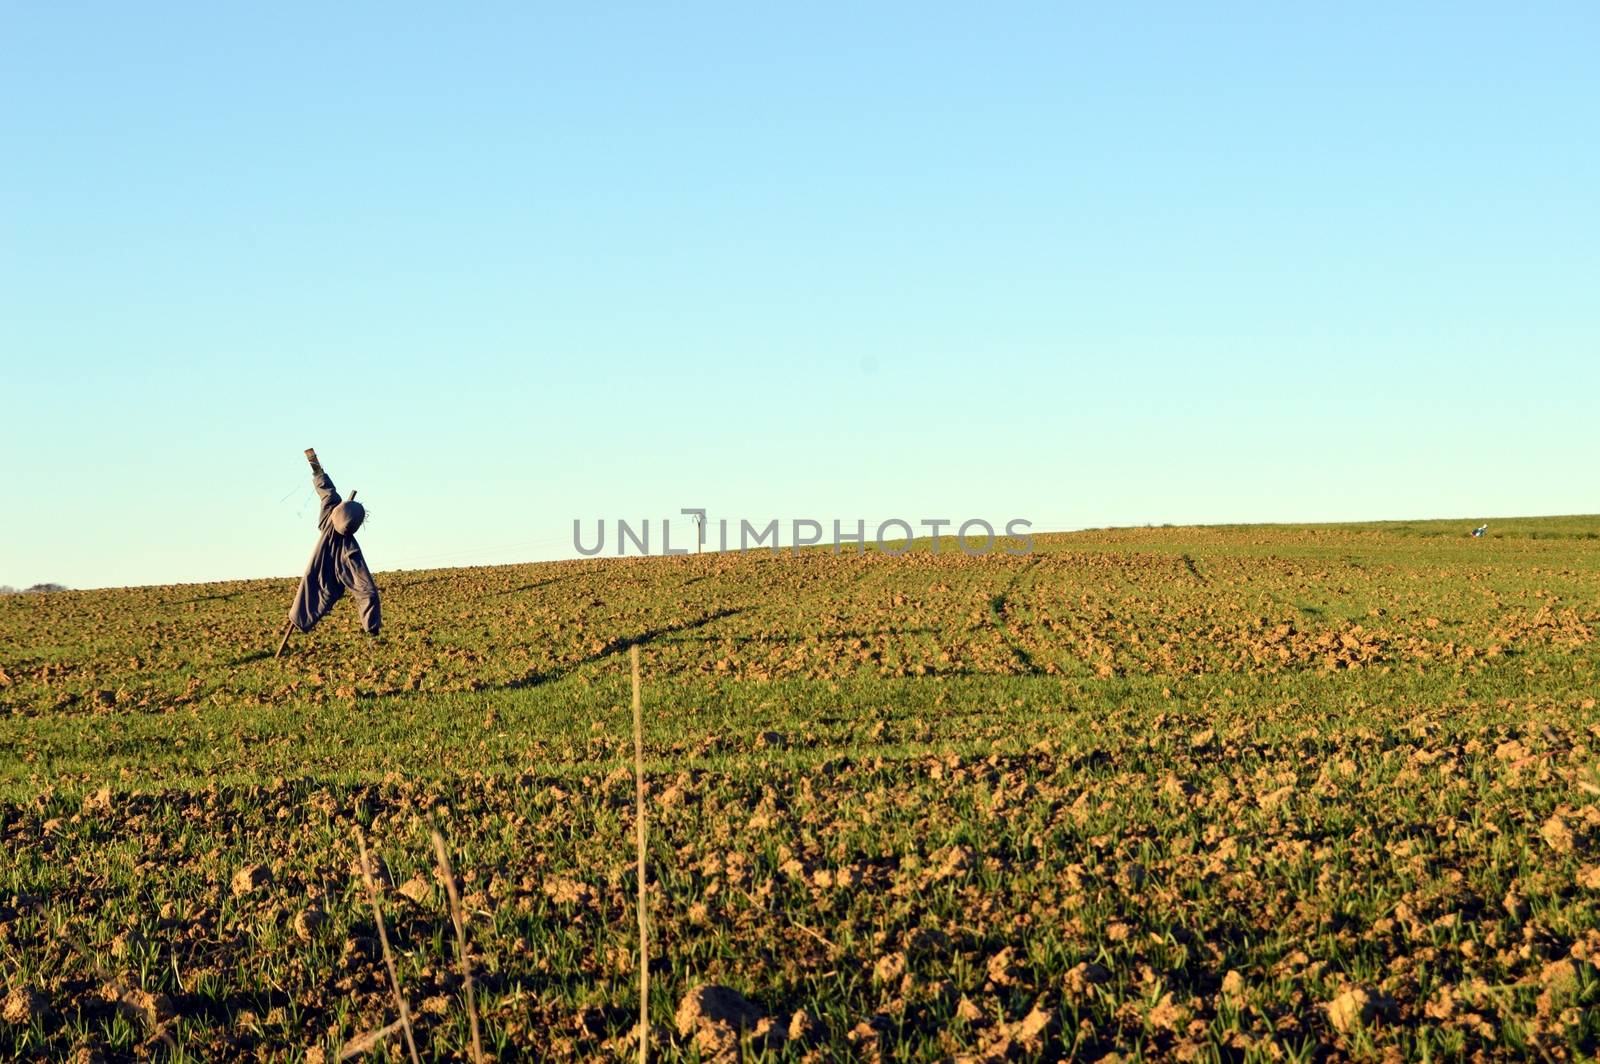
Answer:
[631,644,649,1064]
[355,826,422,1064]
[430,825,484,1064]
[274,620,294,659]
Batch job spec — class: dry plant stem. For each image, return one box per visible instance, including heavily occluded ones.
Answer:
[736,884,838,954]
[339,1019,405,1061]
[355,825,422,1064]
[430,825,485,1064]
[631,643,649,1064]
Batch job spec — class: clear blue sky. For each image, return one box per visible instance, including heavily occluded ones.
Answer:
[3,3,1595,589]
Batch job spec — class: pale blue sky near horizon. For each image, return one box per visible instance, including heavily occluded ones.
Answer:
[2,3,1596,589]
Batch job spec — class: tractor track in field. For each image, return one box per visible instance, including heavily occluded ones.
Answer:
[987,556,1045,676]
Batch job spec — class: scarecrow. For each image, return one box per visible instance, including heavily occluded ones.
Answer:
[275,448,381,657]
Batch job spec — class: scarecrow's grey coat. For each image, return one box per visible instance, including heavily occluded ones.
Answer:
[289,471,381,635]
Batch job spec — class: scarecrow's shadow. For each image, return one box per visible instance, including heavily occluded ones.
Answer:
[486,577,560,598]
[386,573,456,593]
[227,649,275,666]
[172,591,240,605]
[502,606,744,691]
[674,625,937,646]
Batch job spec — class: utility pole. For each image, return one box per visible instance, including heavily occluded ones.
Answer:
[681,508,706,554]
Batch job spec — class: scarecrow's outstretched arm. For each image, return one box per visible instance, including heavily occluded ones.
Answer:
[305,448,342,528]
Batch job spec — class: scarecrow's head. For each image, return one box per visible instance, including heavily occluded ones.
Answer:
[331,500,365,536]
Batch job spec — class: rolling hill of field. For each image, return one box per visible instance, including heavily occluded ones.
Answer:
[2,518,1598,1061]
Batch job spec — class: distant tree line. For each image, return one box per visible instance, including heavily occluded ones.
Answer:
[0,583,68,594]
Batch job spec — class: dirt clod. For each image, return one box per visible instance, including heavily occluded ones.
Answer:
[397,876,431,904]
[985,947,1020,987]
[1541,814,1575,853]
[231,864,272,898]
[1014,1004,1058,1044]
[874,951,907,983]
[1326,986,1385,1033]
[787,1007,828,1046]
[293,907,329,941]
[114,988,175,1028]
[675,984,764,1052]
[3,986,48,1025]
